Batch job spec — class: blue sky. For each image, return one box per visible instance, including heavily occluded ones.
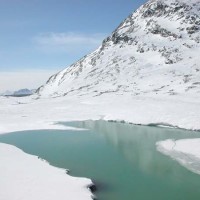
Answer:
[0,0,146,92]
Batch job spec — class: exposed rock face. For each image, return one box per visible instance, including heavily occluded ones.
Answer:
[37,0,200,99]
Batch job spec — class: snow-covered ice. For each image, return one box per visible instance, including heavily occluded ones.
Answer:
[157,139,200,175]
[0,143,93,200]
[0,93,200,135]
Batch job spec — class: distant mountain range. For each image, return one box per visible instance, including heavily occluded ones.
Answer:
[0,89,36,97]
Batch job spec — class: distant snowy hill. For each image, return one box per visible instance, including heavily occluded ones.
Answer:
[38,0,200,99]
[13,89,34,96]
[0,89,35,97]
[0,90,13,96]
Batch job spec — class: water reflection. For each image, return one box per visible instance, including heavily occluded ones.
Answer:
[68,120,200,180]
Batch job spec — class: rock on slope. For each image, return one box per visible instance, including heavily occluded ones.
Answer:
[37,0,200,99]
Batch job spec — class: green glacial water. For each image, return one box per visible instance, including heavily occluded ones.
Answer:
[0,120,200,200]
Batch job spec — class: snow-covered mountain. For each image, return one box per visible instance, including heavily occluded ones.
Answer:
[0,89,35,96]
[13,89,35,96]
[37,0,200,99]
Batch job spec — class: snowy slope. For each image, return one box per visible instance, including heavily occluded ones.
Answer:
[38,0,200,100]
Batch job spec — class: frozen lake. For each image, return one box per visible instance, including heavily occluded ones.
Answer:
[0,120,200,200]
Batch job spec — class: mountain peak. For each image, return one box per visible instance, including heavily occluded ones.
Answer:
[38,0,200,99]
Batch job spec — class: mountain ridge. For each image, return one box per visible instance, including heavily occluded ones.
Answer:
[37,0,200,99]
[0,89,35,97]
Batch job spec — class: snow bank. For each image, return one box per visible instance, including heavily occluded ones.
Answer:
[0,143,93,200]
[157,139,200,175]
[1,93,200,135]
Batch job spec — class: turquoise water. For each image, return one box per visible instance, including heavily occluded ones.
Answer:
[0,120,200,200]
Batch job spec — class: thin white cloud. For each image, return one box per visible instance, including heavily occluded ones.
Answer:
[35,32,105,45]
[0,70,58,93]
[0,33,107,93]
[33,32,107,53]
